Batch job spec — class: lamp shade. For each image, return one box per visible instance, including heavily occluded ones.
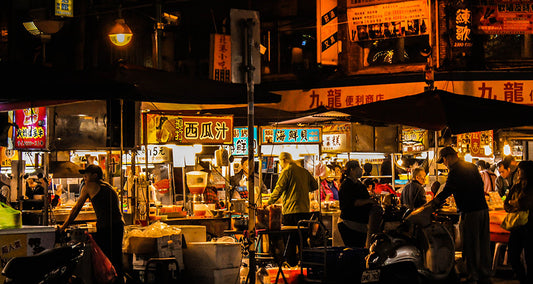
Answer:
[108,19,132,47]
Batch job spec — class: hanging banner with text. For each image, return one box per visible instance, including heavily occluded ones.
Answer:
[401,127,429,153]
[457,130,494,157]
[322,123,351,153]
[274,80,533,112]
[209,34,232,82]
[261,127,321,144]
[348,0,429,41]
[145,114,233,145]
[13,107,47,150]
[317,0,339,65]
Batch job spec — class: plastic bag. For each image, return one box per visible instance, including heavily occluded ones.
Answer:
[87,233,117,284]
[0,202,22,229]
[501,210,529,231]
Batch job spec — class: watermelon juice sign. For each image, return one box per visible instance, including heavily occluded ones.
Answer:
[14,107,47,150]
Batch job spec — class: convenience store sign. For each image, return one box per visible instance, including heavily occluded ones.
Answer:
[13,107,47,150]
[261,127,321,144]
[145,114,233,145]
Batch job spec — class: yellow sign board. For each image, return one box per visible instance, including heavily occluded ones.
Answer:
[55,0,74,17]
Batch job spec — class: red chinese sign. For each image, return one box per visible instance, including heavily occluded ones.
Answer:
[145,114,233,145]
[13,107,47,150]
[457,130,493,157]
[209,34,231,82]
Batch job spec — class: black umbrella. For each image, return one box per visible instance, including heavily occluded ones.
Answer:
[338,89,533,134]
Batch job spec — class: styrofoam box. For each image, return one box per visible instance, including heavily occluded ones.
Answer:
[171,225,206,242]
[186,267,240,284]
[183,242,241,269]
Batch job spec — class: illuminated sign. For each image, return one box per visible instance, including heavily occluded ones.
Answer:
[145,114,233,145]
[322,123,351,153]
[401,127,428,153]
[14,107,47,150]
[457,130,493,157]
[232,126,258,156]
[261,127,321,144]
[55,0,74,17]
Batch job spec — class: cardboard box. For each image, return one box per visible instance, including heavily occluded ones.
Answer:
[183,242,241,269]
[185,267,240,284]
[171,225,206,242]
[126,233,183,254]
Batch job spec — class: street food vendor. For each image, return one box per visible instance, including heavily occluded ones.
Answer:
[59,165,125,283]
[230,157,267,199]
[25,177,45,200]
[320,165,340,201]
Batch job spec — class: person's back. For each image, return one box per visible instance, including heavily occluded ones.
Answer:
[441,159,487,212]
[90,181,124,230]
[275,162,316,214]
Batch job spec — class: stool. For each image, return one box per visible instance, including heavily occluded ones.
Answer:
[492,242,509,271]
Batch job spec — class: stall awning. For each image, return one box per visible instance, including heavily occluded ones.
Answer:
[0,62,282,111]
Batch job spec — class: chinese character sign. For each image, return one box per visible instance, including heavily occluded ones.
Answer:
[348,0,429,41]
[209,34,231,82]
[401,127,428,153]
[145,114,233,145]
[261,127,321,144]
[232,126,258,156]
[55,0,73,17]
[457,130,493,157]
[14,107,47,150]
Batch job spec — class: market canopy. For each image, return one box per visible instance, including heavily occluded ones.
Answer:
[0,62,281,111]
[337,89,533,134]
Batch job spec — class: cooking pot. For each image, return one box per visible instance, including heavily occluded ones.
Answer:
[233,216,248,231]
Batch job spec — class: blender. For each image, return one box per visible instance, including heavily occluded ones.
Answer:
[186,171,208,216]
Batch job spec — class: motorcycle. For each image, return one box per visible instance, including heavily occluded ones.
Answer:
[361,201,457,284]
[2,232,87,284]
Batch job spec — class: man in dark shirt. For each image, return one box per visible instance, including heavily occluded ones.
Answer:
[400,167,427,210]
[432,147,491,284]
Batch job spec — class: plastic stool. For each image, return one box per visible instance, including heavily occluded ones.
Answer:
[492,242,508,271]
[144,257,180,284]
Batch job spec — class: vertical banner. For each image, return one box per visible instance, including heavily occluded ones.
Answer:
[317,0,339,65]
[209,34,232,82]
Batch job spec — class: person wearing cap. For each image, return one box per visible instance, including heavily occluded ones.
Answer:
[338,160,379,248]
[59,164,124,283]
[432,146,491,284]
[267,152,319,266]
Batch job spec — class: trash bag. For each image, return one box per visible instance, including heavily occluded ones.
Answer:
[87,233,117,284]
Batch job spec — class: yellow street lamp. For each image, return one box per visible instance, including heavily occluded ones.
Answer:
[108,18,132,47]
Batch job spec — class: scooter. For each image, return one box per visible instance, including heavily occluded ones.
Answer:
[361,201,457,284]
[2,238,86,284]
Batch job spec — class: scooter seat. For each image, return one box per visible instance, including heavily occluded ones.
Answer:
[2,243,84,282]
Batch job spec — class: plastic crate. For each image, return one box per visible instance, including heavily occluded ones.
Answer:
[301,246,367,281]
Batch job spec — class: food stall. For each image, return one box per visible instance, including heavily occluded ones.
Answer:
[140,111,234,237]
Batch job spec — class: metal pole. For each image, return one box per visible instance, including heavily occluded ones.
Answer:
[244,18,257,284]
[120,99,124,214]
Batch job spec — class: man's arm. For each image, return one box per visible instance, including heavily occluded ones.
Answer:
[59,185,89,232]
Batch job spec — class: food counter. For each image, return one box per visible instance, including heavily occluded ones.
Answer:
[52,203,96,224]
[163,216,231,238]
